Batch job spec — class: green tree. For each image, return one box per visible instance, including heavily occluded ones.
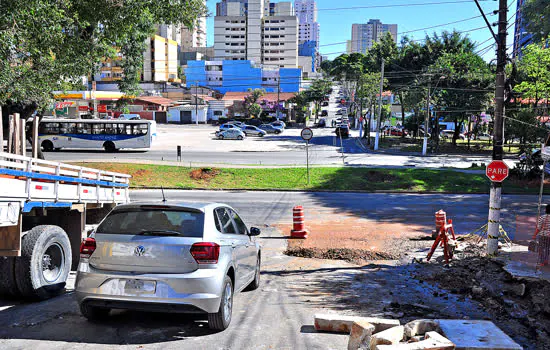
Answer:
[522,0,550,43]
[514,43,550,109]
[248,103,263,119]
[289,91,310,123]
[0,0,207,118]
[305,78,332,122]
[431,51,493,145]
[356,72,383,140]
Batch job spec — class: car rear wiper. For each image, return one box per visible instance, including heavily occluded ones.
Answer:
[137,230,181,236]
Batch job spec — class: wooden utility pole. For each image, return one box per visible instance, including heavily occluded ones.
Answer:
[20,119,26,157]
[374,58,385,151]
[14,114,21,156]
[487,0,508,255]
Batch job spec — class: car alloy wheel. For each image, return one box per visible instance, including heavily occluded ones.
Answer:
[223,281,232,324]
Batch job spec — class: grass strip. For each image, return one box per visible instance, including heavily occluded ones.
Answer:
[71,162,547,194]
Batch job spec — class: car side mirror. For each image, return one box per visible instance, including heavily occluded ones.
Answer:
[249,227,261,236]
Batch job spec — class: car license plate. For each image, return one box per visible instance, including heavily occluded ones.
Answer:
[124,279,156,294]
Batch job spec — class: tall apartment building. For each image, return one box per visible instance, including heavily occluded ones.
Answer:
[181,16,207,50]
[142,34,179,82]
[214,0,299,68]
[295,0,320,72]
[350,19,397,54]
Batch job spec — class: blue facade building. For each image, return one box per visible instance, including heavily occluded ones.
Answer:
[298,41,317,73]
[185,60,302,94]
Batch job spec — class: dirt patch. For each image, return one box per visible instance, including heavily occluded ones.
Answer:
[189,167,220,180]
[414,256,550,349]
[365,170,397,183]
[285,247,396,262]
[279,214,433,262]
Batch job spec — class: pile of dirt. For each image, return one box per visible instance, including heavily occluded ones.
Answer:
[189,168,220,180]
[414,257,550,348]
[285,247,397,263]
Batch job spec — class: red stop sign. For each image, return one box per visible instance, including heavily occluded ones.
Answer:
[486,160,509,182]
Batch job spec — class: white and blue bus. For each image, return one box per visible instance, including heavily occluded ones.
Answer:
[38,119,156,152]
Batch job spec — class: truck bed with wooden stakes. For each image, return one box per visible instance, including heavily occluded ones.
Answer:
[0,151,131,300]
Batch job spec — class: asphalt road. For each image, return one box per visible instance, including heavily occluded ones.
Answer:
[0,190,540,349]
[131,190,539,237]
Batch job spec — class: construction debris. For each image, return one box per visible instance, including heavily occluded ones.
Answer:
[314,314,523,350]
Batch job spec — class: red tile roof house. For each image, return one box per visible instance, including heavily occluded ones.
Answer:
[112,96,174,120]
[222,92,297,119]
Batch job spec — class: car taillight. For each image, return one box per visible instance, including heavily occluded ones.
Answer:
[190,242,220,264]
[80,237,96,258]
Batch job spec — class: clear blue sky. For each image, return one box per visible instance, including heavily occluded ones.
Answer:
[205,0,518,61]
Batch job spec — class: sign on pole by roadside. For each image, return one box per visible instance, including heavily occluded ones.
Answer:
[486,160,509,182]
[301,128,313,184]
[301,127,313,141]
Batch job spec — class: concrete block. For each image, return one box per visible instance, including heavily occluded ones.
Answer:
[314,314,359,333]
[348,320,375,350]
[404,319,441,338]
[436,319,523,350]
[314,314,399,334]
[425,331,456,348]
[370,326,405,349]
[376,335,454,350]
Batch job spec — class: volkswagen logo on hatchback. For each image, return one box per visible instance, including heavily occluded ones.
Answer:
[134,245,145,256]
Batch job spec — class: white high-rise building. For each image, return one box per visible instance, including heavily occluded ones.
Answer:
[350,19,398,54]
[214,0,299,68]
[295,0,319,47]
[181,16,207,50]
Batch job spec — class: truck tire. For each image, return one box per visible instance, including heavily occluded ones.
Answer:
[15,225,72,300]
[0,257,19,297]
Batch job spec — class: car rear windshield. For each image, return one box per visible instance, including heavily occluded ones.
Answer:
[97,208,204,237]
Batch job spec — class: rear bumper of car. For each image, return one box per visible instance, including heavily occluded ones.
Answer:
[75,264,225,314]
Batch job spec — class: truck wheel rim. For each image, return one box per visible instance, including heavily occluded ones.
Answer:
[42,243,64,283]
[223,282,232,323]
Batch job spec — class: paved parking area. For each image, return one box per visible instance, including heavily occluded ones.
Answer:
[153,124,349,153]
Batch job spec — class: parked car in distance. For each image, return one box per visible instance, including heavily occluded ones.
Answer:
[321,101,329,107]
[388,128,408,137]
[318,118,326,128]
[335,124,349,138]
[118,114,141,120]
[335,110,342,115]
[271,120,286,129]
[227,121,246,129]
[76,202,262,330]
[440,129,465,140]
[259,124,282,134]
[321,110,328,117]
[242,125,267,137]
[217,129,246,140]
[477,133,492,141]
[219,123,241,132]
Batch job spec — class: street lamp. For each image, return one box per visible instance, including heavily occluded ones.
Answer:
[422,75,445,156]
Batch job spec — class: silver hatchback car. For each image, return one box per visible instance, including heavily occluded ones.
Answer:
[75,202,261,330]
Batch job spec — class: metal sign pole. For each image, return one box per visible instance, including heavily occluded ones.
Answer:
[306,140,310,185]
